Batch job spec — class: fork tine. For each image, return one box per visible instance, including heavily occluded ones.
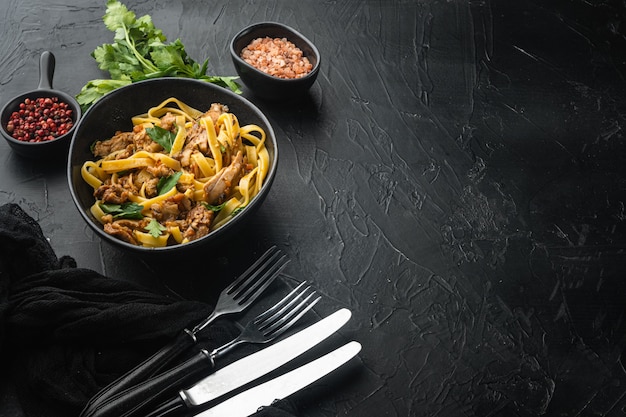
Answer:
[256,284,314,328]
[233,254,289,308]
[225,246,280,293]
[254,281,308,324]
[210,282,322,359]
[191,247,287,335]
[263,293,321,339]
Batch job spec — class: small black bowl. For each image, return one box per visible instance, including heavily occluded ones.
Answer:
[0,51,81,160]
[230,22,320,100]
[67,78,278,255]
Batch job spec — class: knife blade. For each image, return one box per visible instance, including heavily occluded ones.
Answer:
[183,307,352,406]
[195,341,362,417]
[102,308,352,417]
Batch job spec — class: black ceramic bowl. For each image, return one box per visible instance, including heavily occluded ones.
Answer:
[0,51,81,160]
[67,78,278,255]
[230,22,320,100]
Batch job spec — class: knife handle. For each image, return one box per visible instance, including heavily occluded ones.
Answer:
[80,331,199,417]
[81,349,214,417]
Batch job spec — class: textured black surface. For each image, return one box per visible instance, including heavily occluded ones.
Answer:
[1,0,626,416]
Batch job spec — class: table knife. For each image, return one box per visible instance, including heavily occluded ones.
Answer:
[194,341,361,417]
[89,308,351,417]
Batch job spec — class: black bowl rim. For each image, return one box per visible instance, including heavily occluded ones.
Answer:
[67,77,279,253]
[230,21,321,84]
[0,88,82,148]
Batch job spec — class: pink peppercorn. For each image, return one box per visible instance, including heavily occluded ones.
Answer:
[5,96,74,142]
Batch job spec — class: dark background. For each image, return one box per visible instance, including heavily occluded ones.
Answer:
[1,0,626,415]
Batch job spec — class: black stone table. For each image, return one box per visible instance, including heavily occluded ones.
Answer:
[1,0,626,416]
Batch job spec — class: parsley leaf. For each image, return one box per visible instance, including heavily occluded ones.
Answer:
[100,202,144,219]
[202,203,246,215]
[76,0,241,111]
[145,219,167,238]
[146,125,176,152]
[203,202,227,212]
[157,172,182,195]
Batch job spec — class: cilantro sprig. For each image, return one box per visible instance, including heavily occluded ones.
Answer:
[76,0,240,110]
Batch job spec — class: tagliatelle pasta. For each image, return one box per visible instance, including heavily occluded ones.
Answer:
[80,97,270,248]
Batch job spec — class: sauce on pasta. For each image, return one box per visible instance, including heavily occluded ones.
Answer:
[80,97,269,247]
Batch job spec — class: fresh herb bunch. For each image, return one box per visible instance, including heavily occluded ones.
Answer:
[76,0,240,111]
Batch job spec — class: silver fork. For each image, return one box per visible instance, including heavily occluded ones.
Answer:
[83,282,321,417]
[80,246,288,416]
[190,245,290,336]
[210,281,320,358]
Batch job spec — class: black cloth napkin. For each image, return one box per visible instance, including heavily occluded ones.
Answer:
[0,203,298,417]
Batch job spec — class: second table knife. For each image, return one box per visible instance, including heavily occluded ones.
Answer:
[195,341,361,417]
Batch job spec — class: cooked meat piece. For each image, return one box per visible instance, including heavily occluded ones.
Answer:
[104,222,138,245]
[92,131,135,157]
[180,148,194,168]
[113,147,133,159]
[146,162,173,178]
[203,151,244,205]
[150,200,180,223]
[169,192,192,212]
[159,112,177,131]
[204,103,229,124]
[116,219,149,229]
[120,173,139,195]
[94,183,130,204]
[133,170,154,192]
[150,194,192,224]
[92,126,165,159]
[184,123,209,154]
[180,196,192,212]
[133,127,163,153]
[182,204,214,241]
[176,178,194,194]
[143,178,159,198]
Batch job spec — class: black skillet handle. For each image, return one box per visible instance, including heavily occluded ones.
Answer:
[38,51,55,90]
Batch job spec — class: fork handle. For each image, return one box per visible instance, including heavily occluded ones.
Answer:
[139,396,187,417]
[80,349,214,417]
[80,330,197,417]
